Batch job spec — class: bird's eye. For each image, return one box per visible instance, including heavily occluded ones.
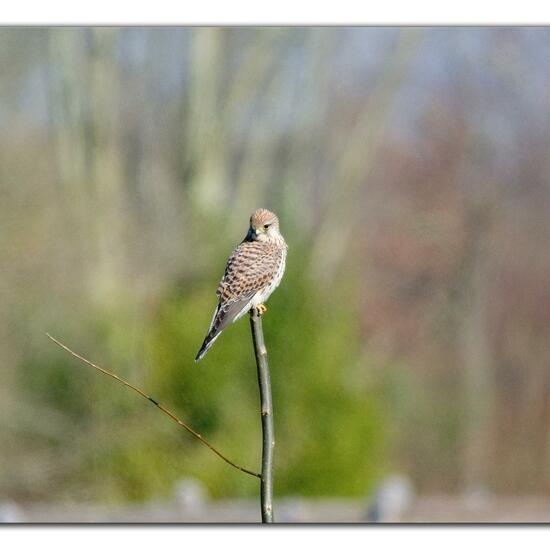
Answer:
[263,224,270,229]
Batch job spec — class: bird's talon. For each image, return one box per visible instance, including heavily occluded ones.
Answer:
[257,304,267,316]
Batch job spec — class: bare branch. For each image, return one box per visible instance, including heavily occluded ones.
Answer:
[46,333,260,480]
[249,309,275,523]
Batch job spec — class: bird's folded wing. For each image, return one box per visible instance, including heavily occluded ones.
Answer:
[216,241,282,304]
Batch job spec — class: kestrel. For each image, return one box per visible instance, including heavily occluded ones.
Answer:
[195,208,287,362]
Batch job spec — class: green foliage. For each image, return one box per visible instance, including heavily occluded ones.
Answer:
[265,259,387,495]
[17,250,388,502]
[138,251,387,498]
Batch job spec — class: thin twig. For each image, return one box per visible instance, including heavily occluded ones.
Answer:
[249,309,275,523]
[46,333,260,479]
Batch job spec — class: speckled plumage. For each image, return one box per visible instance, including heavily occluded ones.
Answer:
[195,209,287,362]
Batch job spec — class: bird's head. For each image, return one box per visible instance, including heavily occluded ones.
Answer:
[247,208,281,243]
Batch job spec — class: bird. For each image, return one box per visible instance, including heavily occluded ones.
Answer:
[195,208,287,362]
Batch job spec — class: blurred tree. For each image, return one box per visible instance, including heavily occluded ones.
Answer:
[4,27,550,504]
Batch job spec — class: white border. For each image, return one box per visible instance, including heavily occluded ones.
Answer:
[1,2,549,546]
[1,0,550,25]
[1,525,549,549]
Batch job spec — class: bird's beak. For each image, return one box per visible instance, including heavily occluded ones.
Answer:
[247,226,267,241]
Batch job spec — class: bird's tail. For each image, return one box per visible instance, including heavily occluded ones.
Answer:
[195,299,252,362]
[195,304,225,362]
[194,329,223,362]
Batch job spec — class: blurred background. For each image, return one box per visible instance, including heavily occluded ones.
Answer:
[2,26,550,522]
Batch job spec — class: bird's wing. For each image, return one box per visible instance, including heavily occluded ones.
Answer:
[217,241,282,300]
[215,241,282,323]
[195,241,282,361]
